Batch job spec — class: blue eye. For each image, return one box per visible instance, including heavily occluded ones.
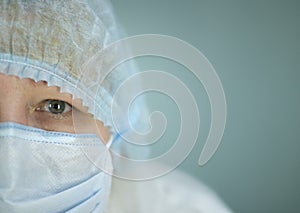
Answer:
[46,100,72,114]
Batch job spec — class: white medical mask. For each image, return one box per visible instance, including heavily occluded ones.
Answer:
[0,122,112,213]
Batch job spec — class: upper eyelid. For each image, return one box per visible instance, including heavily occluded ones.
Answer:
[34,99,72,112]
[45,99,72,107]
[34,98,88,115]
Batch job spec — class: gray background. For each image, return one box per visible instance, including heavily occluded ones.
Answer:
[112,0,300,212]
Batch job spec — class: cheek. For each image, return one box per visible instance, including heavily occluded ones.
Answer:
[71,111,111,144]
[95,120,111,144]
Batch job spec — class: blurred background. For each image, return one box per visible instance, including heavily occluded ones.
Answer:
[111,0,300,212]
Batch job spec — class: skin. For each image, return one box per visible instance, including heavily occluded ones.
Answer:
[0,73,111,144]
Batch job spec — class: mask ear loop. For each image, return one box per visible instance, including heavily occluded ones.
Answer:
[103,135,114,175]
[106,135,114,149]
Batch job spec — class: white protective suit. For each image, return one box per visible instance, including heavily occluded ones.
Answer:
[108,170,232,213]
[0,0,232,212]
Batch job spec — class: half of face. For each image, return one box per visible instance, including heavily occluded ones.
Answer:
[0,73,111,144]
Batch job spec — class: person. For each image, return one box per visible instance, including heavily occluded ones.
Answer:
[0,0,232,212]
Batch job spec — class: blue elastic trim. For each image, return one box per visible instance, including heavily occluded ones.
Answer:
[0,135,100,147]
[0,122,99,138]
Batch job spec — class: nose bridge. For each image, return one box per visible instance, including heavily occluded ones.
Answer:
[0,78,29,125]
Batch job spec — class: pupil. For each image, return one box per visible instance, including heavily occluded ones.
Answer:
[49,100,65,114]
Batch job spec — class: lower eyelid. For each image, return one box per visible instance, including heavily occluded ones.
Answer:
[33,103,71,117]
[29,112,75,132]
[38,110,72,120]
[33,99,91,121]
[39,100,72,114]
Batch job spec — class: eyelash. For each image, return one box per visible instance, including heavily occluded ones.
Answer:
[36,99,73,117]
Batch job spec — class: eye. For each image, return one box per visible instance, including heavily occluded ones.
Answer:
[45,100,72,114]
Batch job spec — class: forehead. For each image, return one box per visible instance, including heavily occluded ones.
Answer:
[0,74,48,88]
[0,74,62,98]
[0,73,88,112]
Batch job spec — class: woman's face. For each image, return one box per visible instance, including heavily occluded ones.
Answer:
[0,73,110,143]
